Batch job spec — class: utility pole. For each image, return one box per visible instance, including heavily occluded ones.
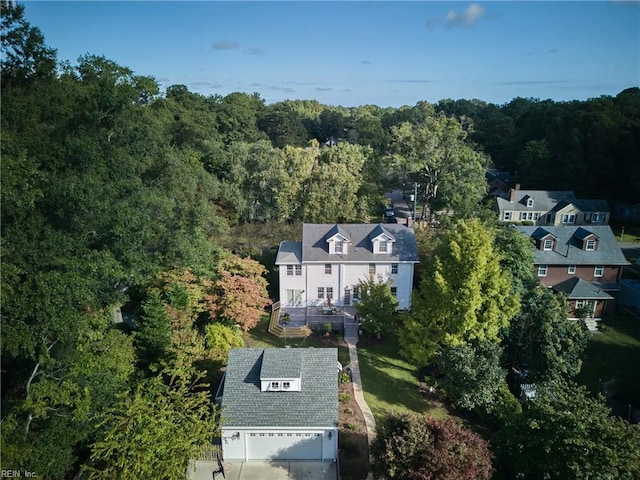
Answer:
[413,182,418,223]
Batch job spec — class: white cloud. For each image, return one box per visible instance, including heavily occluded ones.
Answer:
[445,3,486,27]
[212,40,239,50]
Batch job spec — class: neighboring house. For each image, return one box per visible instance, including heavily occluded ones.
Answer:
[496,186,610,226]
[220,348,338,463]
[516,225,629,323]
[486,168,515,199]
[276,223,419,311]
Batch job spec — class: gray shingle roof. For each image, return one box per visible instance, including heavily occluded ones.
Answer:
[496,190,576,212]
[516,226,629,266]
[260,348,302,379]
[553,277,614,300]
[221,348,338,428]
[301,224,418,263]
[275,241,302,265]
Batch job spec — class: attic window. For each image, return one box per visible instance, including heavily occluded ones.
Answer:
[585,239,596,251]
[543,239,554,251]
[379,240,388,253]
[282,381,291,389]
[271,381,280,389]
[335,241,343,254]
[526,197,534,208]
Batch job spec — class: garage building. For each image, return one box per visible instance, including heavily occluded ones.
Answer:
[220,347,338,463]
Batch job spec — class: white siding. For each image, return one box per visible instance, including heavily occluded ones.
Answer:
[221,427,337,462]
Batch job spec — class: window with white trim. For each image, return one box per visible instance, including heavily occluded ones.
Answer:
[537,265,548,277]
[335,241,343,254]
[287,265,293,276]
[391,263,398,274]
[325,264,332,275]
[585,239,596,251]
[317,287,325,299]
[519,211,539,221]
[561,214,576,224]
[594,265,604,277]
[568,265,576,274]
[527,198,534,207]
[591,212,605,223]
[326,287,333,299]
[282,381,291,389]
[271,381,280,389]
[295,265,302,276]
[379,240,388,253]
[543,239,554,251]
[353,286,360,300]
[503,211,512,221]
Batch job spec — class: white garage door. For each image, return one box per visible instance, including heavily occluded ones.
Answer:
[247,432,322,460]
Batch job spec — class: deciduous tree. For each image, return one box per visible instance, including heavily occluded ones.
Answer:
[371,413,494,480]
[400,219,519,367]
[355,276,399,338]
[498,380,640,480]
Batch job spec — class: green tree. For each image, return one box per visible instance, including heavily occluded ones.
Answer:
[498,380,640,480]
[204,323,245,362]
[371,413,494,480]
[355,276,399,338]
[400,219,519,367]
[0,0,57,86]
[84,373,217,479]
[135,291,171,369]
[436,340,505,411]
[391,113,488,219]
[502,285,589,382]
[494,224,536,296]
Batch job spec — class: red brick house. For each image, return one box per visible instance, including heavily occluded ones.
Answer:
[516,225,629,327]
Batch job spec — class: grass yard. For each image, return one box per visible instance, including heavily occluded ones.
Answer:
[576,312,640,404]
[358,334,448,422]
[610,221,640,243]
[244,314,351,366]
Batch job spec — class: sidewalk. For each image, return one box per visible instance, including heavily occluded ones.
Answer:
[344,328,376,480]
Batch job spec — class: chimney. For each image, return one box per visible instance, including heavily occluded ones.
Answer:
[509,183,521,202]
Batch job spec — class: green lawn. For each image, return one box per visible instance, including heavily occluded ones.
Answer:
[244,315,350,366]
[358,334,447,422]
[576,313,640,403]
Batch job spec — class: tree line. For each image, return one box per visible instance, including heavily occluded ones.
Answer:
[2,2,639,478]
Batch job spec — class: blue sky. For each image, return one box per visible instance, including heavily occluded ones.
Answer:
[22,1,640,107]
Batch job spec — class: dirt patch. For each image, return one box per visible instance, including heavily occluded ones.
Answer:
[338,379,369,480]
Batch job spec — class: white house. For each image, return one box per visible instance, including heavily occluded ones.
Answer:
[220,348,338,462]
[276,223,419,311]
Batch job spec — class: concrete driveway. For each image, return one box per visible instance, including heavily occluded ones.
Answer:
[188,460,337,480]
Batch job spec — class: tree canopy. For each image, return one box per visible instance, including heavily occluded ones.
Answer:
[400,219,520,366]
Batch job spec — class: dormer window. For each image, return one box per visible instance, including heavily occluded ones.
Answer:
[543,239,554,251]
[585,239,596,251]
[271,381,280,389]
[379,240,388,253]
[335,241,343,254]
[282,381,291,390]
[591,212,606,223]
[526,197,534,208]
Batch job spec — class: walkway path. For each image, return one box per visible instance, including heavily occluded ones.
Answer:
[344,326,376,479]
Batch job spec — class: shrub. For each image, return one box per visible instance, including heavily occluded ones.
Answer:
[339,371,351,384]
[339,393,351,402]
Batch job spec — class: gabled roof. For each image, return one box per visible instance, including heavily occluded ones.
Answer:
[516,225,629,266]
[325,224,351,242]
[299,224,419,263]
[368,224,396,242]
[553,277,614,300]
[275,241,302,265]
[496,190,576,212]
[574,227,598,241]
[222,348,338,428]
[574,198,610,213]
[531,227,556,241]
